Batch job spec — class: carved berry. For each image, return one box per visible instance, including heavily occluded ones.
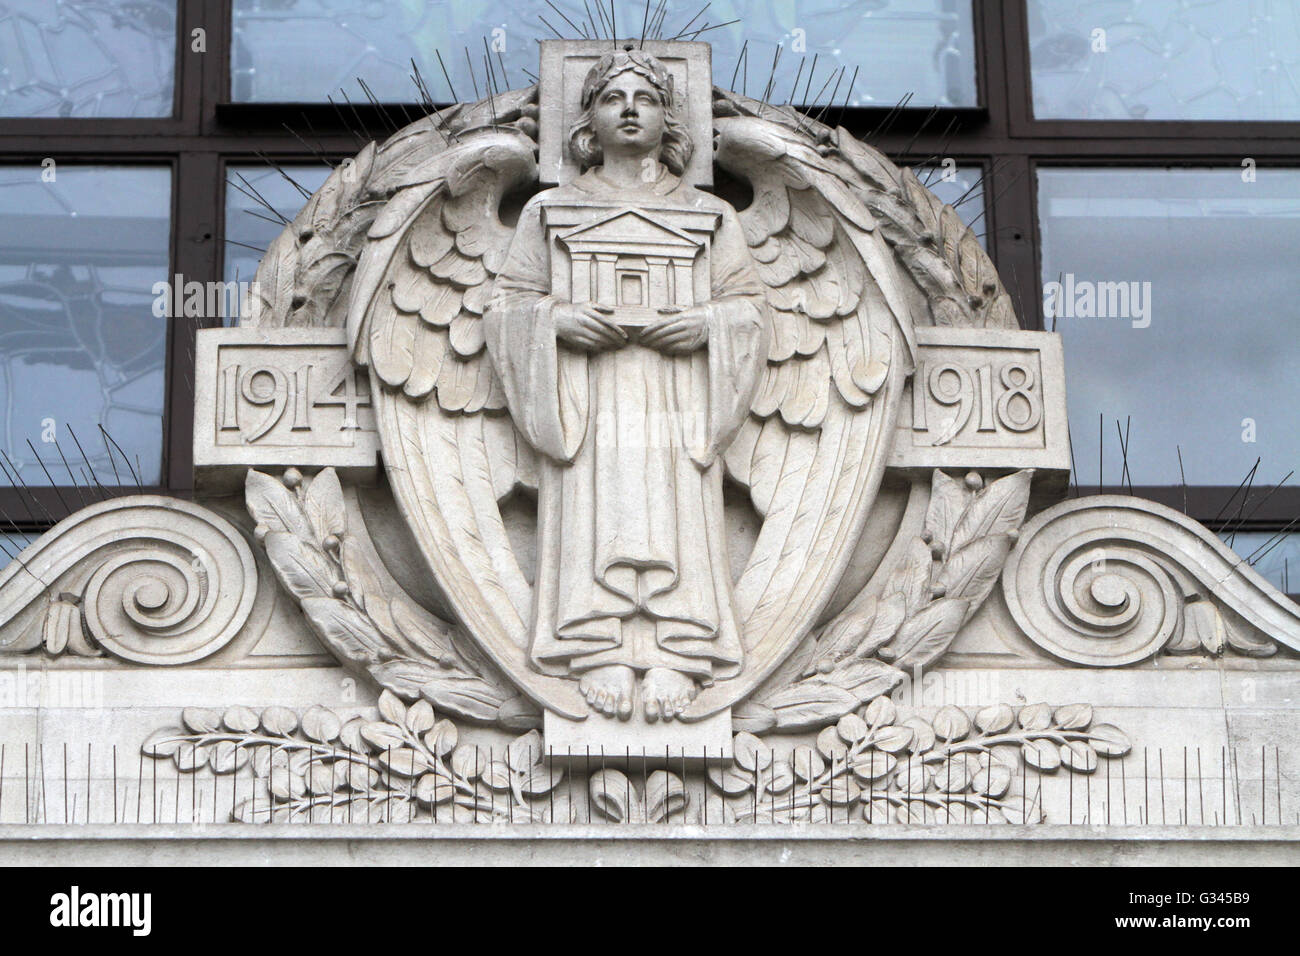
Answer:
[283,467,303,488]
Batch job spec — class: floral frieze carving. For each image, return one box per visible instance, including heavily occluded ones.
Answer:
[142,691,1131,826]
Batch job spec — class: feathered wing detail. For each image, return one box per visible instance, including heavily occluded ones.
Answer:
[686,113,916,718]
[348,125,584,719]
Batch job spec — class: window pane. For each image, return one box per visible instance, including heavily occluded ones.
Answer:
[0,166,171,486]
[0,0,176,117]
[1038,168,1300,493]
[224,163,333,324]
[231,0,976,107]
[1028,0,1300,121]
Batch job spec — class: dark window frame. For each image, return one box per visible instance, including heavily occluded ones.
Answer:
[0,0,1293,542]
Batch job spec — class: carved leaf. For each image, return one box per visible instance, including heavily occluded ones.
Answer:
[303,468,347,543]
[380,746,436,777]
[950,470,1033,549]
[902,717,937,753]
[926,470,971,553]
[1053,703,1093,730]
[1086,723,1132,757]
[870,724,914,754]
[707,764,753,796]
[821,658,906,699]
[933,754,975,792]
[496,695,543,731]
[895,756,930,794]
[1059,740,1098,773]
[223,705,260,733]
[859,592,907,657]
[761,679,861,731]
[731,700,778,734]
[1021,738,1062,771]
[424,719,458,757]
[589,769,636,822]
[264,531,339,599]
[863,695,897,727]
[338,537,390,627]
[245,470,313,540]
[520,761,564,796]
[887,537,935,615]
[1018,703,1054,731]
[932,704,972,742]
[261,706,300,736]
[369,657,442,697]
[301,705,342,743]
[208,740,248,774]
[378,688,407,724]
[141,729,185,758]
[414,774,455,806]
[646,771,688,822]
[507,730,543,772]
[359,721,407,751]
[934,534,1014,606]
[791,745,826,781]
[301,597,386,666]
[174,741,210,773]
[836,713,870,745]
[405,699,436,735]
[974,703,1015,734]
[884,597,969,670]
[973,758,1014,798]
[419,674,509,723]
[181,707,222,733]
[816,725,849,761]
[851,751,896,782]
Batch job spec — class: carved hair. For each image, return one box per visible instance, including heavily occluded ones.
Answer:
[568,50,693,175]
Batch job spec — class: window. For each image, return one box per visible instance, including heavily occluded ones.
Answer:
[231,0,978,107]
[1038,167,1300,490]
[1027,0,1300,121]
[0,0,177,118]
[0,165,171,486]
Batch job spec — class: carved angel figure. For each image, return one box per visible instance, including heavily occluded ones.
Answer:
[340,41,940,730]
[484,51,768,721]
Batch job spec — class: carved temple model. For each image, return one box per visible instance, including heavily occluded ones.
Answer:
[1,39,1297,800]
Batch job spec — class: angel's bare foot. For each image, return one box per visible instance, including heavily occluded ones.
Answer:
[641,668,699,722]
[578,665,635,720]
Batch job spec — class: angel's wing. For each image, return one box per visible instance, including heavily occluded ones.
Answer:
[347,124,585,719]
[684,111,917,718]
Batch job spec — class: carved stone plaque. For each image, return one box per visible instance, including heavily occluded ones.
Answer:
[194,328,378,492]
[888,327,1070,480]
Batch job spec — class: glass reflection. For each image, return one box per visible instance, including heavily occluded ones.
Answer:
[231,0,976,108]
[0,166,171,486]
[0,0,176,117]
[1029,0,1300,121]
[1037,167,1300,491]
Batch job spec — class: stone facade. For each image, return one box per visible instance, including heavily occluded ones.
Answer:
[1,40,1296,859]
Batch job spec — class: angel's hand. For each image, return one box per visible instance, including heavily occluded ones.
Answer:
[640,306,710,354]
[554,302,627,352]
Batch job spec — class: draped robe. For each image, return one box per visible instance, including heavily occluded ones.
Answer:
[484,167,768,681]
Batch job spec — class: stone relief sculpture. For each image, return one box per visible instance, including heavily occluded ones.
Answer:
[2,38,1297,827]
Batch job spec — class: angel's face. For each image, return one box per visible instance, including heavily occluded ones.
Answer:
[590,71,666,158]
